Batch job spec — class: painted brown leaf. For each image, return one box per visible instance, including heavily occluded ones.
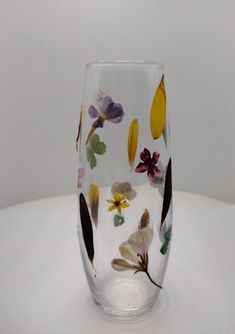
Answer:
[138,209,150,229]
[160,158,172,229]
[76,104,83,151]
[79,193,94,265]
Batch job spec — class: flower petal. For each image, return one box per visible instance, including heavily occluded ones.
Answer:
[119,182,132,193]
[114,192,121,202]
[119,241,139,263]
[153,165,161,174]
[152,151,160,164]
[157,161,165,177]
[120,201,130,209]
[147,168,155,181]
[88,105,99,118]
[135,162,149,173]
[119,194,126,202]
[111,182,136,200]
[104,103,124,122]
[111,258,140,271]
[107,199,114,204]
[108,114,124,123]
[92,118,104,128]
[128,227,154,256]
[98,95,113,112]
[108,204,116,212]
[95,90,104,102]
[128,119,139,166]
[140,148,151,162]
[126,189,137,200]
[111,182,120,194]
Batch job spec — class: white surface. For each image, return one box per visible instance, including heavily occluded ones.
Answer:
[0,192,234,333]
[0,1,234,208]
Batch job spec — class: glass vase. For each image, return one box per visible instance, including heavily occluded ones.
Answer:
[76,61,172,319]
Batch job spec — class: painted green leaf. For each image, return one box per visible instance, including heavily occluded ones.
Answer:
[160,240,168,255]
[94,142,106,154]
[114,214,125,226]
[86,146,97,169]
[89,133,99,150]
[90,153,97,169]
[86,145,92,162]
[164,225,172,241]
[160,225,172,255]
[86,134,106,169]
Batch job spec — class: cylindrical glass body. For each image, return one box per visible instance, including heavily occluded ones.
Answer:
[77,61,172,319]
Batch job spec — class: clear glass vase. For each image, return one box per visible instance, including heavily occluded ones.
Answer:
[76,61,172,319]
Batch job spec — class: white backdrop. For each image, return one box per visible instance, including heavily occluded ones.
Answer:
[0,0,234,208]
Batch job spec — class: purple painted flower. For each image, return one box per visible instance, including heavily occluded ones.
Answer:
[88,94,124,129]
[135,148,161,181]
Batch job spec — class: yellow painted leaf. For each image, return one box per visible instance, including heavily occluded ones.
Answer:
[150,75,166,140]
[127,119,139,167]
[88,184,99,227]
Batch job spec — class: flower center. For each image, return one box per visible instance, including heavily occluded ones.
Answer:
[100,112,107,120]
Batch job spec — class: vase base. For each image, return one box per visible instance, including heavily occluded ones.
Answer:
[91,276,161,320]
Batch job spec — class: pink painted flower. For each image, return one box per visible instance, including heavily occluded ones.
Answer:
[135,148,161,181]
[77,168,84,188]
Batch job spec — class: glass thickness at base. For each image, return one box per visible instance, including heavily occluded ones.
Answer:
[91,275,161,320]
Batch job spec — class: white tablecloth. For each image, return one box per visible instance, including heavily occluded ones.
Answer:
[0,192,234,334]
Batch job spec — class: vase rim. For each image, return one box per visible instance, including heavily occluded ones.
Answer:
[86,60,164,70]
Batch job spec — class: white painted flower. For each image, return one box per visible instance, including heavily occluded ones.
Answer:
[111,181,136,201]
[111,227,162,288]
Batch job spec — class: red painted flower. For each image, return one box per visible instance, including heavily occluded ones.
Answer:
[135,148,161,181]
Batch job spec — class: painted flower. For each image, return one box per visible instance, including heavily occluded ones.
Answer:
[160,225,172,255]
[107,192,130,215]
[135,148,161,182]
[77,168,84,188]
[111,227,162,288]
[111,181,136,201]
[149,161,166,196]
[86,93,124,144]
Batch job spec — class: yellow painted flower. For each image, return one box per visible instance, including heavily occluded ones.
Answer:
[107,192,130,214]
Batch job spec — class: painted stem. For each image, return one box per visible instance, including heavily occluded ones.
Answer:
[145,270,162,289]
[85,127,96,145]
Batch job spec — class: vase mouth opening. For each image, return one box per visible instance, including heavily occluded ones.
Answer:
[86,60,164,70]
